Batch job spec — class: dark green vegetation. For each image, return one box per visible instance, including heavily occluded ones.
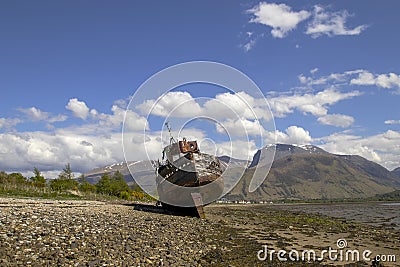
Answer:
[374,189,400,201]
[0,164,153,201]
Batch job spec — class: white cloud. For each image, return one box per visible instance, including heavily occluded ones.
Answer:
[215,118,265,137]
[3,63,399,176]
[123,110,149,132]
[0,96,153,173]
[123,128,212,162]
[0,98,151,172]
[64,104,148,134]
[113,96,131,109]
[298,74,309,84]
[273,126,312,145]
[317,114,355,128]
[242,38,257,52]
[241,32,265,52]
[350,70,400,90]
[17,107,68,123]
[48,114,68,123]
[203,91,272,121]
[136,88,358,129]
[376,73,400,89]
[0,118,6,129]
[300,69,400,93]
[244,3,366,44]
[97,105,127,129]
[213,140,258,160]
[137,91,273,122]
[385,120,400,125]
[319,130,400,170]
[269,88,361,117]
[137,91,203,118]
[66,98,90,120]
[247,2,310,38]
[0,118,22,130]
[2,93,266,173]
[349,70,375,85]
[132,80,363,139]
[310,68,319,74]
[0,131,124,173]
[306,5,367,38]
[298,70,360,86]
[18,107,48,121]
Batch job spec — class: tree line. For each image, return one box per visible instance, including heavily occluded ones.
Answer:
[0,163,151,201]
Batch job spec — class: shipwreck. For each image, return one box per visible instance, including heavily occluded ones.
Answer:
[155,126,223,218]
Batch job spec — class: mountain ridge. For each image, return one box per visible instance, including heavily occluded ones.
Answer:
[84,144,399,201]
[392,167,400,178]
[226,144,399,201]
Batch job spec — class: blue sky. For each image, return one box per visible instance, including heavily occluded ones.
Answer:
[1,1,400,177]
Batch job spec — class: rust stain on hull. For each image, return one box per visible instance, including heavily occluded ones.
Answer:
[156,138,223,218]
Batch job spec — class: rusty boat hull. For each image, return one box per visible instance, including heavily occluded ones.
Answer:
[156,139,224,217]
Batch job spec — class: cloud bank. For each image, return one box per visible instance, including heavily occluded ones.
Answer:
[244,2,367,51]
[306,5,367,38]
[1,68,399,175]
[247,2,310,38]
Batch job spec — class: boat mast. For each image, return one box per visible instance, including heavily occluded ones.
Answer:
[165,122,175,145]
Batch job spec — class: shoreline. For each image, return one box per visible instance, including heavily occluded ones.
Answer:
[0,197,398,266]
[213,199,400,206]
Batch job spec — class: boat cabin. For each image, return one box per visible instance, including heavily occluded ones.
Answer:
[163,138,198,163]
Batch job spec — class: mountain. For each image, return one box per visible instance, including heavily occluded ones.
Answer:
[227,144,399,201]
[84,160,156,187]
[218,156,250,168]
[248,144,329,168]
[84,144,399,201]
[375,189,400,200]
[83,156,248,187]
[392,167,400,178]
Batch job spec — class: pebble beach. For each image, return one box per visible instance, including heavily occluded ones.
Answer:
[0,198,398,266]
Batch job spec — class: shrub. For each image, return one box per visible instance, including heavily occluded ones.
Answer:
[119,191,131,200]
[96,174,112,194]
[30,167,46,187]
[79,181,96,193]
[49,178,78,191]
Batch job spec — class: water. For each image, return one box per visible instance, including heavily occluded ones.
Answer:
[382,202,400,206]
[277,202,400,229]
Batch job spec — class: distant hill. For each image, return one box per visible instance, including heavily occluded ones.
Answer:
[392,167,400,178]
[84,160,156,187]
[375,189,400,201]
[84,144,399,201]
[227,144,399,201]
[248,144,329,168]
[83,156,249,188]
[218,156,250,168]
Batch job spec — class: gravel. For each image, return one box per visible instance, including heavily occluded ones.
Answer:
[2,198,395,266]
[0,198,220,266]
